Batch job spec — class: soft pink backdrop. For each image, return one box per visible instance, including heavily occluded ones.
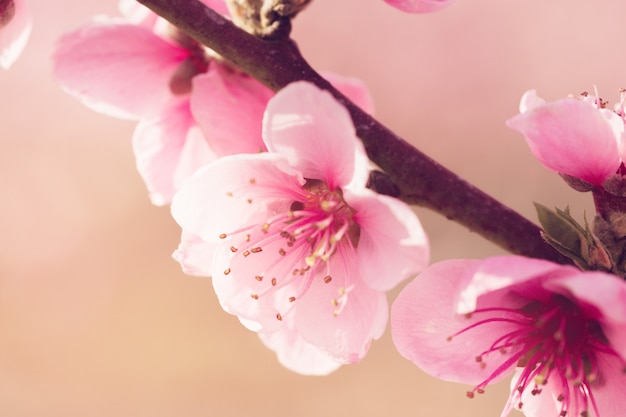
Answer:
[0,0,615,416]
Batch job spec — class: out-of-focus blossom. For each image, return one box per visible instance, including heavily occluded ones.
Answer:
[507,89,625,188]
[52,3,228,205]
[172,81,430,374]
[0,0,31,69]
[392,256,626,417]
[53,1,375,206]
[384,0,454,14]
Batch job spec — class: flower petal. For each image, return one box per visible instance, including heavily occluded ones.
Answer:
[392,259,525,385]
[190,64,273,156]
[384,0,454,14]
[506,93,621,186]
[456,256,576,314]
[132,97,217,205]
[53,18,188,119]
[322,72,375,115]
[258,328,343,375]
[172,231,216,276]
[171,153,304,243]
[346,188,429,291]
[0,0,31,69]
[263,81,369,190]
[294,255,388,363]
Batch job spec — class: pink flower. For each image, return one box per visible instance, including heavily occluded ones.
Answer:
[1,0,31,69]
[171,81,430,374]
[506,90,625,188]
[391,256,626,417]
[384,0,455,14]
[52,2,374,206]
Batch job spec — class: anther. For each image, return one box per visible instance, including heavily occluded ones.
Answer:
[255,275,263,281]
[224,268,231,275]
[279,248,286,256]
[271,278,277,286]
[249,178,256,184]
[289,297,296,303]
[226,192,233,197]
[251,294,259,300]
[276,313,283,321]
[247,198,253,204]
[466,391,475,399]
[230,246,238,252]
[219,233,227,239]
[250,247,263,253]
[243,250,250,257]
[324,275,332,283]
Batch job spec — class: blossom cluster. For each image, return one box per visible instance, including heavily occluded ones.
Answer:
[46,0,432,375]
[3,0,626,417]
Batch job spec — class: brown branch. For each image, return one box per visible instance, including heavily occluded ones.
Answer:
[136,0,571,265]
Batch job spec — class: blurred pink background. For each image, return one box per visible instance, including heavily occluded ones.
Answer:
[0,0,618,415]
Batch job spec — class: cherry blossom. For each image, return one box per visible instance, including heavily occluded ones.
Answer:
[506,89,625,188]
[384,0,455,14]
[391,256,626,417]
[171,81,430,374]
[52,1,374,206]
[0,0,31,69]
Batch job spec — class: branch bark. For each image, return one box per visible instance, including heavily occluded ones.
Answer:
[136,0,571,265]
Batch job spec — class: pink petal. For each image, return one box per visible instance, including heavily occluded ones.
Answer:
[518,89,546,113]
[53,18,188,119]
[586,355,626,417]
[384,0,455,14]
[455,256,576,314]
[294,255,388,363]
[322,72,375,115]
[172,231,216,276]
[190,64,273,156]
[132,97,217,205]
[263,81,369,190]
[0,0,31,69]
[171,153,304,243]
[506,94,621,186]
[391,259,525,385]
[512,352,626,417]
[210,223,314,333]
[346,188,429,291]
[258,328,343,375]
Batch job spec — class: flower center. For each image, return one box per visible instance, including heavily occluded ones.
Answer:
[451,295,625,417]
[219,178,360,320]
[168,29,210,95]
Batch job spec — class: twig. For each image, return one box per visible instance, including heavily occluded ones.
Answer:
[136,0,571,264]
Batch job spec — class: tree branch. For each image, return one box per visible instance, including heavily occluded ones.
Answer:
[136,0,571,265]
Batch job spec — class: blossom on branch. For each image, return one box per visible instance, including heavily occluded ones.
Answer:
[391,256,626,417]
[384,0,455,14]
[506,89,624,189]
[171,81,430,374]
[52,1,374,206]
[0,0,31,69]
